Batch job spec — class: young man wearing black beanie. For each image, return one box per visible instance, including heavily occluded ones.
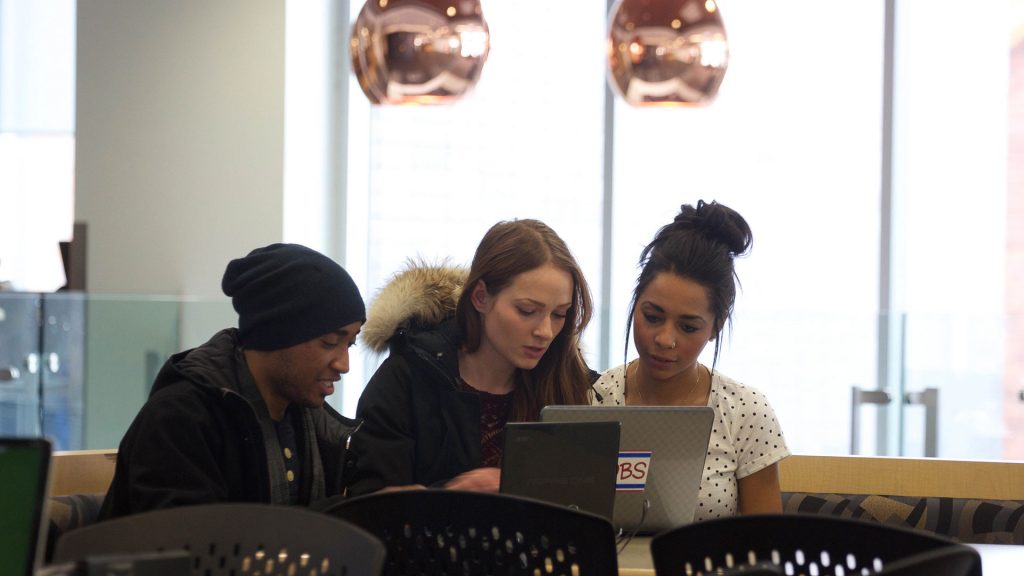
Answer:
[98,244,366,520]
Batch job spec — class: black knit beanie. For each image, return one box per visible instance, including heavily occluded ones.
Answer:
[222,243,366,351]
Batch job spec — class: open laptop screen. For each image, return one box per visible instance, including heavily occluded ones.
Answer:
[0,437,53,576]
[540,406,714,534]
[500,421,620,519]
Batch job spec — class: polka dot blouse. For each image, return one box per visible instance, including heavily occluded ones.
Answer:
[591,364,790,521]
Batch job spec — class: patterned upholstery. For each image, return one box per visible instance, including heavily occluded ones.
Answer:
[783,491,1024,544]
[45,493,106,561]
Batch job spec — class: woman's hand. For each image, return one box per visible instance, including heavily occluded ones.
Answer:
[375,484,428,493]
[444,467,501,492]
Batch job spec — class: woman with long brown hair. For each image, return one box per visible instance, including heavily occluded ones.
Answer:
[349,219,594,494]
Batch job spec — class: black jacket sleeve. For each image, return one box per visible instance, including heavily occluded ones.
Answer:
[347,354,419,496]
[312,402,362,497]
[98,384,242,520]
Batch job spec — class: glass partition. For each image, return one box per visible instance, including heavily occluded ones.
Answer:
[0,292,1017,458]
[0,292,234,450]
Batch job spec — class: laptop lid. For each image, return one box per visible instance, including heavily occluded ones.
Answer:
[0,437,53,576]
[500,421,620,519]
[540,406,714,535]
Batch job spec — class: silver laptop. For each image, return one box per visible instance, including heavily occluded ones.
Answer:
[540,405,713,534]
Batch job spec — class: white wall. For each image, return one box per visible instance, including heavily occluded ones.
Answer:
[75,0,287,298]
[74,0,288,447]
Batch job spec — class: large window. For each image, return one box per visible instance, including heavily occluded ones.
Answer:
[341,0,1022,459]
[891,0,1011,459]
[610,0,883,456]
[342,0,886,456]
[341,0,608,412]
[0,0,76,292]
[5,0,1021,458]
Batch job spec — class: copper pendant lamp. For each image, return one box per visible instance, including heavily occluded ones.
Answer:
[607,0,729,107]
[350,0,491,105]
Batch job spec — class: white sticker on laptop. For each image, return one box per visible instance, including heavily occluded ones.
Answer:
[616,451,652,492]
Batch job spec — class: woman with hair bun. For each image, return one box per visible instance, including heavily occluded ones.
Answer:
[592,200,789,520]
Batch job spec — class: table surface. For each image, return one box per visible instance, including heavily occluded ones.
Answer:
[617,537,1024,575]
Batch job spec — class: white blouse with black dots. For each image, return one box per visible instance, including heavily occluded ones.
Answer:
[591,364,790,521]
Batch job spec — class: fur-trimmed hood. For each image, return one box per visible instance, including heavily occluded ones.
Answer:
[360,261,468,353]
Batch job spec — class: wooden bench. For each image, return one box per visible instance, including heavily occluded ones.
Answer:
[779,455,1024,544]
[51,449,118,496]
[46,449,118,559]
[46,450,1024,544]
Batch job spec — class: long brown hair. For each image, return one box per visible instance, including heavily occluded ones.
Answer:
[455,219,593,421]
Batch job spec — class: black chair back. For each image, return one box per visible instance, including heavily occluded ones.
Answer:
[320,490,618,576]
[650,514,981,576]
[52,503,385,576]
[880,546,983,576]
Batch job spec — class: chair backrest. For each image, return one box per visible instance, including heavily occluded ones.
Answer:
[52,503,386,576]
[650,514,981,576]
[706,547,983,576]
[879,546,982,576]
[319,490,618,576]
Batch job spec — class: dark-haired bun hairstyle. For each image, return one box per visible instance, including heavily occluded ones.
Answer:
[671,199,752,257]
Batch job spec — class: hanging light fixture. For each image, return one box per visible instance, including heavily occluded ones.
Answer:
[350,0,490,105]
[607,0,729,107]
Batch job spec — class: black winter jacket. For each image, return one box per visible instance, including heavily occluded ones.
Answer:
[349,320,484,495]
[99,329,360,520]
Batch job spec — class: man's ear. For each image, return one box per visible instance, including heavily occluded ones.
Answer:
[470,280,490,313]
